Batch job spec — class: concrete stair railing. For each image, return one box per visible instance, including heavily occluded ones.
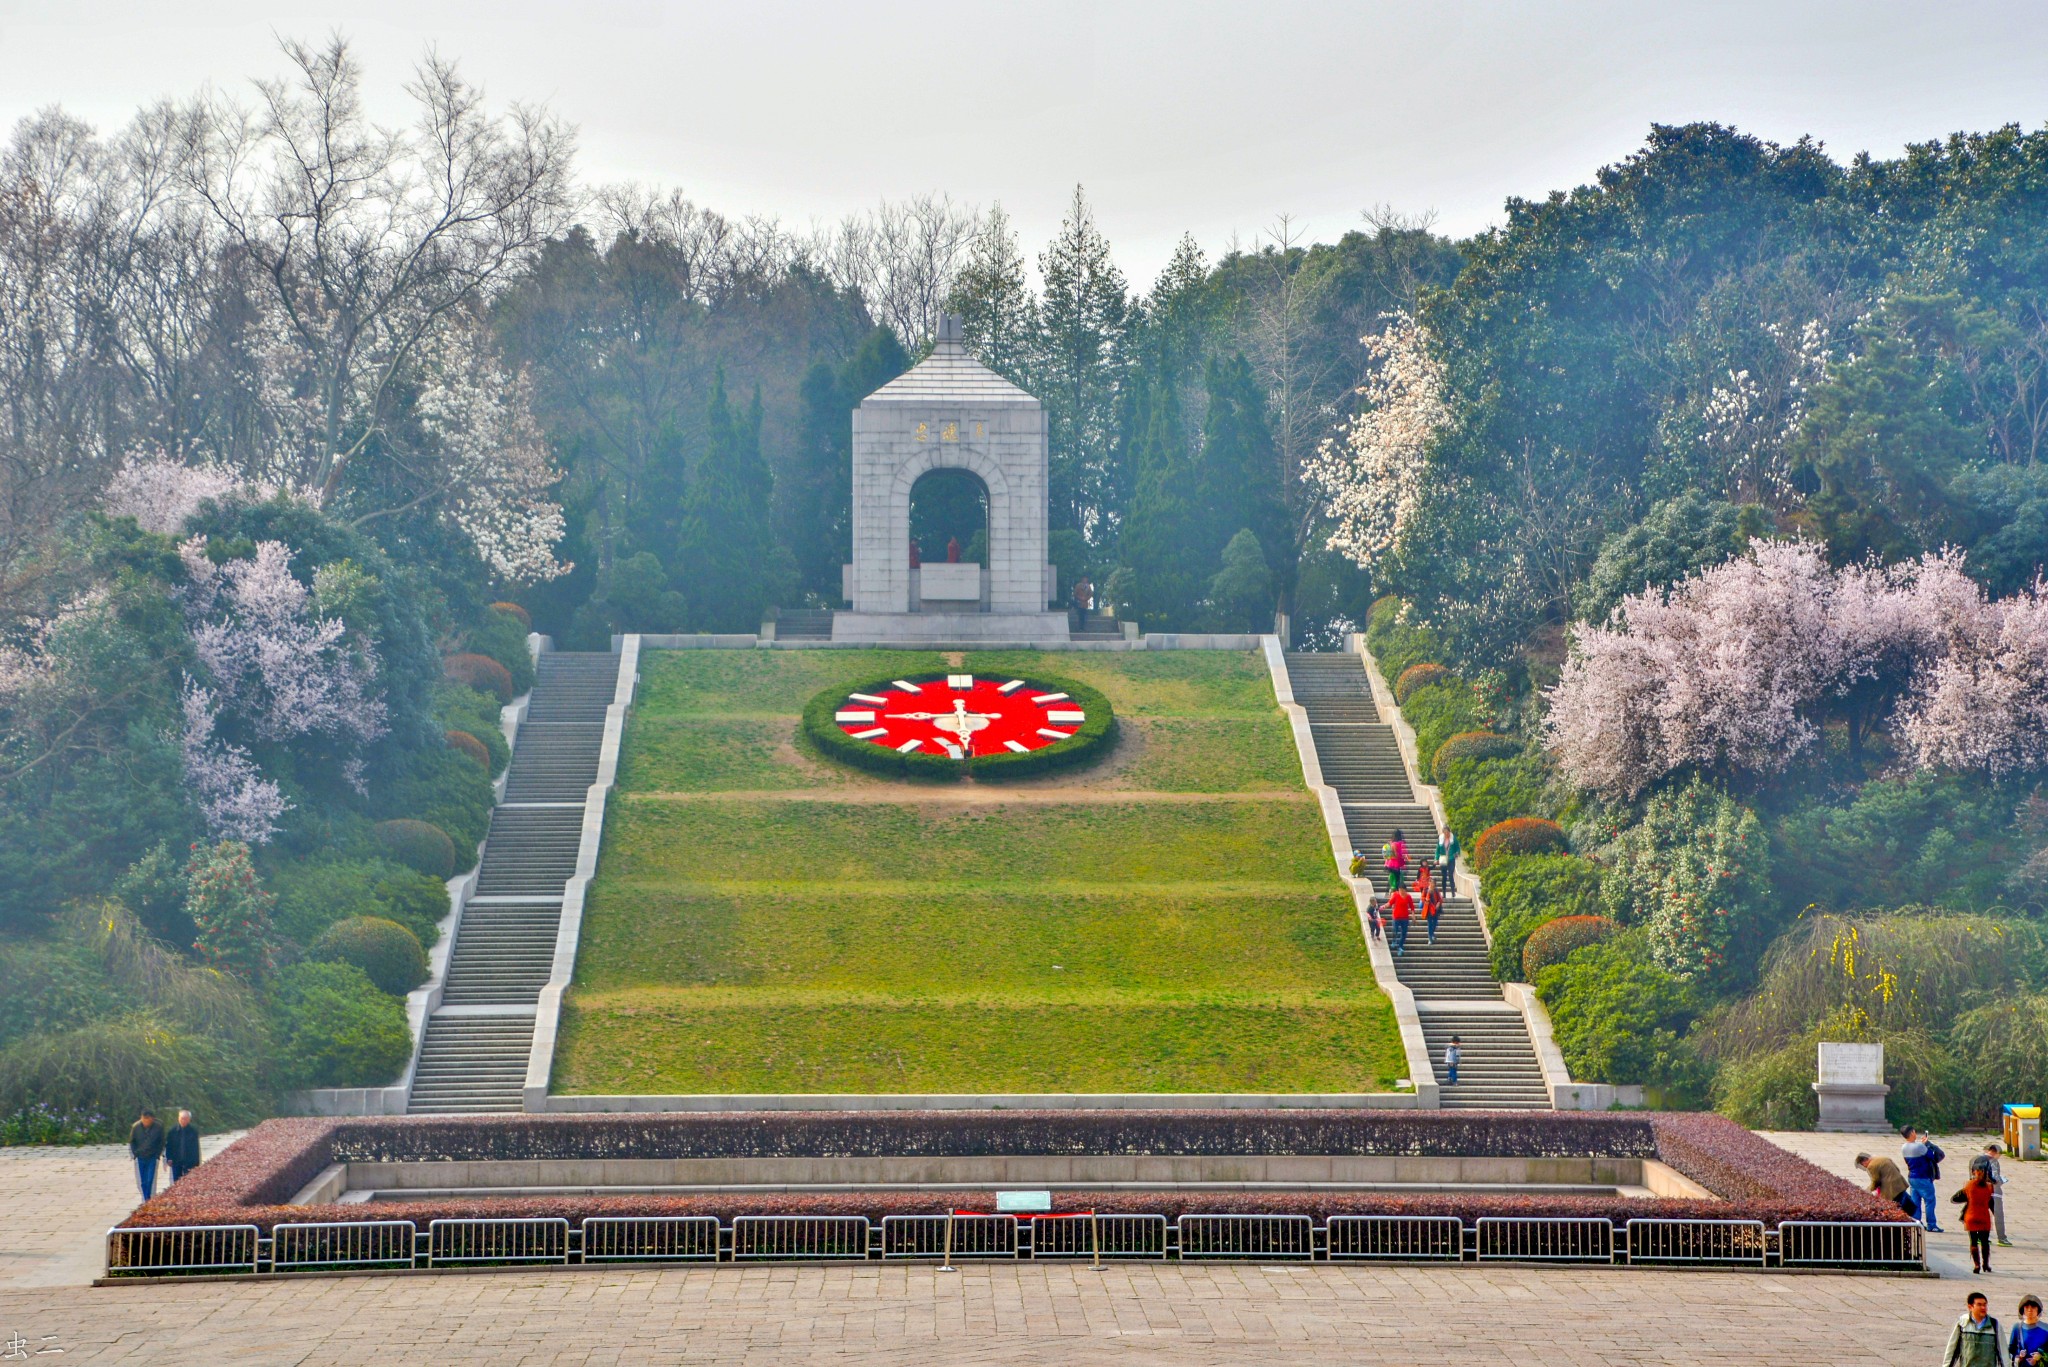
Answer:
[1281,650,1553,1112]
[405,651,626,1115]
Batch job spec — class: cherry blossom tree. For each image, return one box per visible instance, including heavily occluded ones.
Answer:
[1545,540,2010,796]
[179,682,290,844]
[1304,312,1448,569]
[1897,577,2048,775]
[102,456,269,535]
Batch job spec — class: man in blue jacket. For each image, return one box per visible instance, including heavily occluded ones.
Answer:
[1902,1125,1946,1233]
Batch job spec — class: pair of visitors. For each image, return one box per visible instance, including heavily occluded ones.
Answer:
[2013,1297,2048,1367]
[1958,1159,2000,1273]
[1944,1293,2004,1367]
[1904,1126,1948,1232]
[1856,1151,1917,1217]
[127,1108,201,1201]
[1383,830,1409,891]
[1443,1036,1462,1085]
[1386,886,1414,956]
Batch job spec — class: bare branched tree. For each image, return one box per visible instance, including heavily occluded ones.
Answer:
[825,194,979,347]
[178,35,574,505]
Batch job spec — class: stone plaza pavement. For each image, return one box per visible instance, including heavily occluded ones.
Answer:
[0,1128,2037,1365]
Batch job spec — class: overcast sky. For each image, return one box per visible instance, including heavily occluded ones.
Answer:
[3,1,2046,286]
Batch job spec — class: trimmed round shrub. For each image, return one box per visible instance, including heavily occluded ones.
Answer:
[375,749,492,855]
[275,857,448,950]
[466,611,536,695]
[1521,914,1617,979]
[1394,662,1451,705]
[311,916,429,995]
[268,961,412,1090]
[444,652,514,702]
[1431,730,1522,784]
[445,729,492,773]
[1473,816,1567,869]
[371,820,457,880]
[802,673,1116,781]
[490,601,533,630]
[1481,852,1605,980]
[434,682,509,776]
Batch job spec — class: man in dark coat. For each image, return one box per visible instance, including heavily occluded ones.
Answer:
[128,1109,165,1201]
[165,1109,201,1185]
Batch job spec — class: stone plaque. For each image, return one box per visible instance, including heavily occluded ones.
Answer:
[1817,1041,1884,1086]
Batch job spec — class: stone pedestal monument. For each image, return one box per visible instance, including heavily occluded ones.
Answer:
[1813,1041,1891,1133]
[831,317,1069,645]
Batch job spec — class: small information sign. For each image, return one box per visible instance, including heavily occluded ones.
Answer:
[994,1191,1052,1213]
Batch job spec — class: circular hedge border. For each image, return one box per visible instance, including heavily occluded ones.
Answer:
[802,671,1116,781]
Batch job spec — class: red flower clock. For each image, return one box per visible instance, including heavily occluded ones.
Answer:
[833,673,1088,759]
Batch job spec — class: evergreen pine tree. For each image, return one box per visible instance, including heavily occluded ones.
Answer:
[680,372,779,631]
[1114,364,1205,628]
[1035,186,1129,542]
[1196,354,1291,594]
[785,327,909,603]
[948,204,1036,383]
[1207,529,1275,633]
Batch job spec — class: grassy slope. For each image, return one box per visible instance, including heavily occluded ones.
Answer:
[557,648,1400,1094]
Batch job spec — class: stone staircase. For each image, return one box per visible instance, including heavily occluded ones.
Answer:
[1283,652,1550,1111]
[407,651,622,1115]
[774,609,835,640]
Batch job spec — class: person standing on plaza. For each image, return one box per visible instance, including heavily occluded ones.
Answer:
[1960,1160,1999,1273]
[2011,1297,2048,1367]
[1904,1126,1947,1233]
[1942,1293,2005,1367]
[165,1110,201,1185]
[1386,884,1414,956]
[1444,1036,1462,1085]
[128,1108,165,1201]
[1856,1152,1917,1216]
[1985,1144,2012,1246]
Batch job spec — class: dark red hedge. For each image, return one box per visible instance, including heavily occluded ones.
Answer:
[126,1109,1907,1233]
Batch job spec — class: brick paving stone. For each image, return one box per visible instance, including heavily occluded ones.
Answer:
[2,1127,2043,1364]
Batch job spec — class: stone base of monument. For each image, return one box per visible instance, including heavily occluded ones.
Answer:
[830,610,1073,646]
[1813,1082,1894,1133]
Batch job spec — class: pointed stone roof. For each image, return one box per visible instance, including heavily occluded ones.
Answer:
[860,319,1039,408]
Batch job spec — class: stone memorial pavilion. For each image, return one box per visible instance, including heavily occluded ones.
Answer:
[832,317,1071,644]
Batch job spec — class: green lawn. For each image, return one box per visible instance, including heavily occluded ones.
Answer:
[556,648,1401,1095]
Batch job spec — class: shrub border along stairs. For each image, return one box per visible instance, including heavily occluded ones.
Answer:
[283,632,551,1117]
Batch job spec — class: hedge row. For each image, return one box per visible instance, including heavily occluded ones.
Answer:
[127,1109,1903,1232]
[801,673,1116,781]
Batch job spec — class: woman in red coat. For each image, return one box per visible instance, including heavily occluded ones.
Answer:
[1960,1165,1998,1274]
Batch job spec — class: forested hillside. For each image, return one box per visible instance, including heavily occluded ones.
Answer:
[3,35,2046,1133]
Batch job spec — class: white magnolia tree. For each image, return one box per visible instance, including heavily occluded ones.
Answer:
[1304,312,1448,569]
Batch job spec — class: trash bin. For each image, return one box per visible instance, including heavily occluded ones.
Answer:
[2004,1104,2041,1159]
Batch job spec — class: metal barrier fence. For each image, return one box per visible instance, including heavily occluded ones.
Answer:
[1778,1220,1925,1270]
[272,1221,417,1272]
[104,1213,1930,1277]
[881,1214,1017,1260]
[1178,1214,1316,1261]
[105,1224,261,1277]
[427,1217,571,1267]
[731,1216,872,1261]
[1625,1219,1767,1267]
[582,1216,721,1263]
[1030,1213,1170,1260]
[1476,1217,1615,1263]
[1327,1215,1464,1262]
